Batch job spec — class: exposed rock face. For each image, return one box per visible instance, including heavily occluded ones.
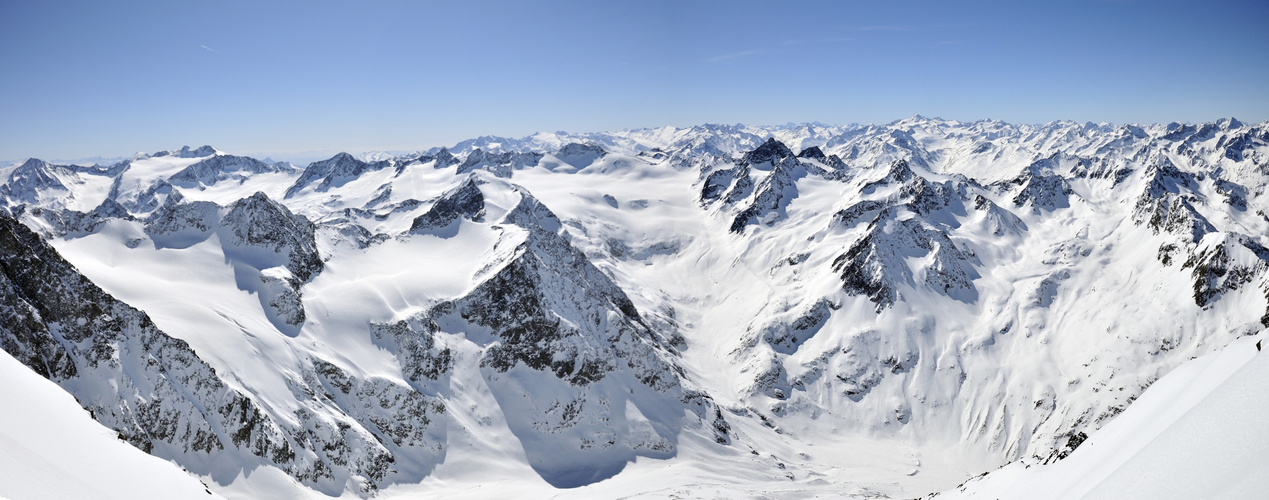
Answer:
[797,145,845,170]
[554,142,607,169]
[700,138,832,233]
[0,213,450,495]
[1214,179,1248,211]
[0,212,294,476]
[1,159,72,207]
[455,149,543,177]
[124,178,176,215]
[409,187,704,487]
[789,329,920,403]
[0,159,125,212]
[1,118,1267,496]
[1009,159,1074,213]
[318,217,390,250]
[752,298,834,355]
[155,145,218,158]
[834,211,980,309]
[144,191,219,248]
[38,198,133,236]
[169,154,288,188]
[1131,159,1216,242]
[141,191,323,326]
[1134,193,1217,242]
[699,164,747,204]
[221,192,323,284]
[408,177,486,234]
[741,137,794,166]
[971,194,1028,236]
[285,153,393,198]
[370,320,453,387]
[299,357,448,492]
[862,157,917,191]
[830,161,983,310]
[728,141,806,233]
[220,192,323,327]
[1183,233,1269,311]
[431,148,460,169]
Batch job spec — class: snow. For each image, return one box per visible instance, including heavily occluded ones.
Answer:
[112,154,210,207]
[52,220,307,406]
[0,349,223,500]
[937,332,1269,500]
[2,118,1268,498]
[303,221,516,379]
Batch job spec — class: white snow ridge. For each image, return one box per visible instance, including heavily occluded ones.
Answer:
[1,118,1267,499]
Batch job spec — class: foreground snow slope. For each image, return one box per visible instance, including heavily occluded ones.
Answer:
[1,118,1267,497]
[934,332,1268,500]
[0,349,223,500]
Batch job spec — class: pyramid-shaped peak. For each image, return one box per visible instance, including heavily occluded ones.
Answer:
[798,146,827,162]
[433,148,460,169]
[16,158,50,170]
[741,137,794,165]
[324,152,358,163]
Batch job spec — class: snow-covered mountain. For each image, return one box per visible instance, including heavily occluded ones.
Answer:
[932,331,1268,500]
[1,117,1266,498]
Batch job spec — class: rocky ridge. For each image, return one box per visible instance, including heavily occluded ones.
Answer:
[0,117,1266,496]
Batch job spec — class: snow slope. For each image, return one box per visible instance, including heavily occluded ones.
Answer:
[1,117,1267,498]
[0,349,222,500]
[934,332,1269,500]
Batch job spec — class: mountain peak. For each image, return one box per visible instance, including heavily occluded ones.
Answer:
[556,142,606,157]
[740,137,793,165]
[797,146,827,162]
[1217,117,1243,129]
[15,158,49,170]
[2,117,1267,498]
[154,145,219,158]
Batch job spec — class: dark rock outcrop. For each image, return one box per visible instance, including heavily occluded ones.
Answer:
[1182,233,1269,308]
[406,188,707,487]
[0,212,297,480]
[169,154,288,188]
[456,149,543,177]
[408,178,486,234]
[285,153,393,198]
[220,192,323,327]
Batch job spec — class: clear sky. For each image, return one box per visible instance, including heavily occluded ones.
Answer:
[2,0,1267,162]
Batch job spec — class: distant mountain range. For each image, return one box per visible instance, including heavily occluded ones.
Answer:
[1,117,1266,498]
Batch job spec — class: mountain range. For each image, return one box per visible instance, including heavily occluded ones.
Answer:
[1,116,1266,498]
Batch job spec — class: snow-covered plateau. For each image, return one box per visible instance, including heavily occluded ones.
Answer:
[1,117,1266,499]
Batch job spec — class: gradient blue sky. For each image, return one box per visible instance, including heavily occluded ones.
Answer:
[2,0,1267,162]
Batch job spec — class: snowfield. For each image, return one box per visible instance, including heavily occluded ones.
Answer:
[0,349,223,500]
[935,332,1269,500]
[1,117,1267,498]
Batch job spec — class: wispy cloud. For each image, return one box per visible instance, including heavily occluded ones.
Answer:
[845,25,913,32]
[706,36,853,63]
[200,44,223,55]
[704,50,763,63]
[780,36,853,46]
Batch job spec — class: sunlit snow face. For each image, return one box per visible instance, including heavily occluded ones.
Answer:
[3,118,1268,498]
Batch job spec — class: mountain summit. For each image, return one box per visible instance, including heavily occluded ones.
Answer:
[1,118,1267,498]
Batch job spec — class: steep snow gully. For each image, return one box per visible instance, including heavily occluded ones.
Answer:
[1,117,1267,498]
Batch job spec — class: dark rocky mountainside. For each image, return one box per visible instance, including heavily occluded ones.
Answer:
[1,118,1267,497]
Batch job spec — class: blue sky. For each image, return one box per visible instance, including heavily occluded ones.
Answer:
[1,0,1267,162]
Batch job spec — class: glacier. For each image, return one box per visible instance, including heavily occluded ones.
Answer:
[0,116,1266,498]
